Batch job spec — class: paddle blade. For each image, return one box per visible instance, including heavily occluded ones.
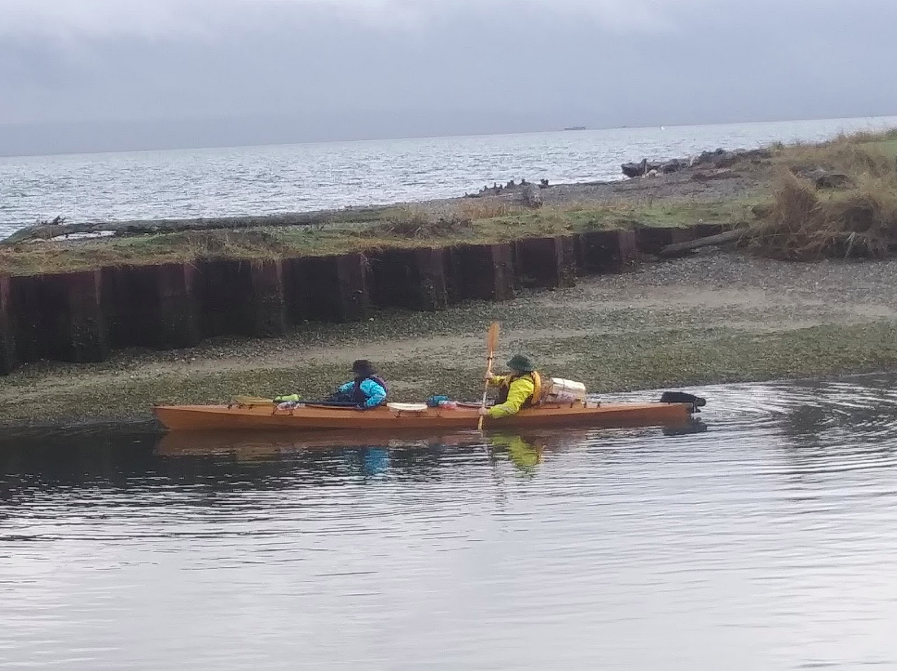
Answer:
[486,321,500,354]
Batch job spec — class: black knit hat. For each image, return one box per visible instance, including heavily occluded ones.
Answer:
[352,359,375,375]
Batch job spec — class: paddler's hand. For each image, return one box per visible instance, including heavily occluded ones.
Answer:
[484,372,495,382]
[478,407,489,417]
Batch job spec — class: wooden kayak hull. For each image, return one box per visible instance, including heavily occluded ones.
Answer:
[152,401,695,432]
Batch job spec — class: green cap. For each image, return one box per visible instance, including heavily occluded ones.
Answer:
[507,354,535,373]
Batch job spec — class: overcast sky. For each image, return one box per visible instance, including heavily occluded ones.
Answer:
[1,0,895,155]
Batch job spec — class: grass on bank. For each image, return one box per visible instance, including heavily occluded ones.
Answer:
[0,197,757,276]
[3,127,896,275]
[769,130,897,177]
[745,171,897,259]
[744,129,897,259]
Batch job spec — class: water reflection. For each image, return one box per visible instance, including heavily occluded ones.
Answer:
[662,418,709,437]
[152,428,566,476]
[152,425,688,479]
[4,376,897,671]
[0,423,689,507]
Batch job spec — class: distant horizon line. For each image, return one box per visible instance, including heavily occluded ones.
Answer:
[1,112,896,161]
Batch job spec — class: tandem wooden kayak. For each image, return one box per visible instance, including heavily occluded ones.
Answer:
[152,399,699,433]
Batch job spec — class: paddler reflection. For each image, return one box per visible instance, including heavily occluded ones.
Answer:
[361,447,390,476]
[489,433,545,473]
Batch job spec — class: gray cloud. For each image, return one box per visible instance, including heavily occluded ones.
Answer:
[0,0,688,38]
[0,0,895,155]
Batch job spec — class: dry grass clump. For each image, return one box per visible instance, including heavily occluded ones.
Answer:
[170,229,295,259]
[359,208,474,239]
[746,171,897,259]
[776,139,894,181]
[456,199,519,220]
[774,129,897,178]
[836,128,897,144]
[821,143,893,177]
[748,129,897,259]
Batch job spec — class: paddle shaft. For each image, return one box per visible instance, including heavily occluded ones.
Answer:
[477,352,495,431]
[477,322,501,431]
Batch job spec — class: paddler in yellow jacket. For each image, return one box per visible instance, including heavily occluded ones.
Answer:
[478,354,542,419]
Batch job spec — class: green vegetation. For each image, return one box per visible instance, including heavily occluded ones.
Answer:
[468,198,760,234]
[0,197,757,276]
[858,137,897,162]
[848,127,897,158]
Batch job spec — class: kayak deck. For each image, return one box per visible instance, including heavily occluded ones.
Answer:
[153,401,695,432]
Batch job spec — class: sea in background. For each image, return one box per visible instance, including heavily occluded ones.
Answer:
[1,115,897,240]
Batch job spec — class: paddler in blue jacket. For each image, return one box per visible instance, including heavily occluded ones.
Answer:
[333,360,388,409]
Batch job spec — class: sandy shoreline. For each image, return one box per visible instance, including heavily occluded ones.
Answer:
[3,248,897,433]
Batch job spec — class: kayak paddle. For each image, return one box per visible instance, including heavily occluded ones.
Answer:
[477,321,500,431]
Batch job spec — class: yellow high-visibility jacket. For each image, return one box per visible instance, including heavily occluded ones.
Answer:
[487,372,541,419]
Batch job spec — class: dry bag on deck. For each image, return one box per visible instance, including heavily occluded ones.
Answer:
[541,378,587,404]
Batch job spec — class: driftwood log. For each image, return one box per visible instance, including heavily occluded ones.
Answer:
[659,228,744,257]
[0,207,391,246]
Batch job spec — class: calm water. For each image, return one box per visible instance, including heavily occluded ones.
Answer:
[2,116,897,239]
[2,376,897,669]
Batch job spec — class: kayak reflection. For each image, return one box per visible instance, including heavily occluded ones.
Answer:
[153,417,705,476]
[153,429,577,475]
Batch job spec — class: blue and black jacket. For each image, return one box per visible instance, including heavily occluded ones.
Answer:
[337,375,388,409]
